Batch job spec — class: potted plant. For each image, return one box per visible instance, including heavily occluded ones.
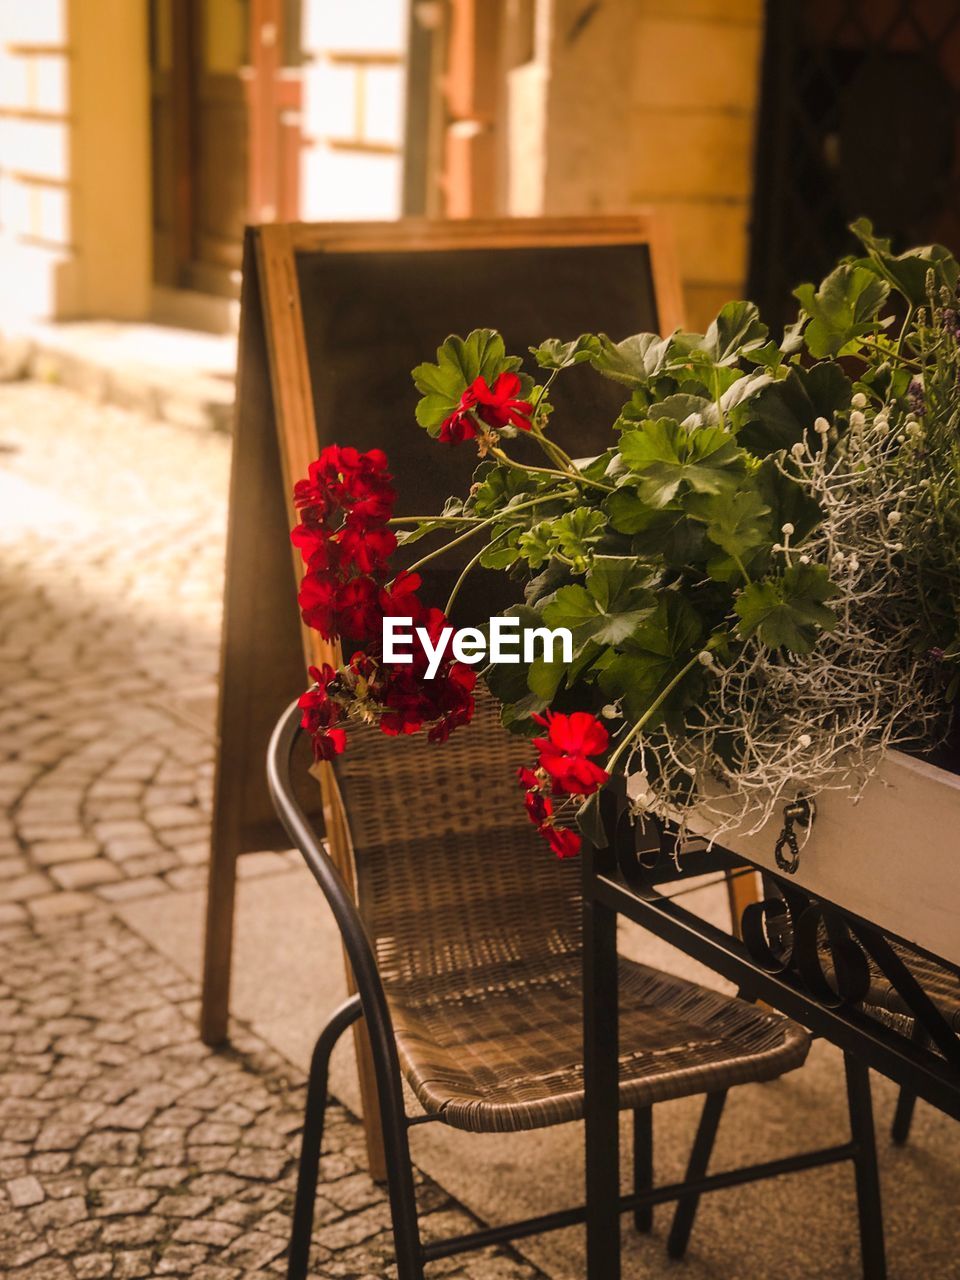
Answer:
[289,221,960,964]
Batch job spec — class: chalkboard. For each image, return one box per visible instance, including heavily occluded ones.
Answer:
[295,240,667,621]
[200,216,683,1171]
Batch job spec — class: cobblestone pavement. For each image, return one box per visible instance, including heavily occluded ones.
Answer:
[0,384,546,1279]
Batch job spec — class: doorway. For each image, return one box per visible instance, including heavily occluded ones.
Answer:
[748,0,960,332]
[150,0,302,297]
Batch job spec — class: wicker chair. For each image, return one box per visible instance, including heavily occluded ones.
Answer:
[267,692,871,1279]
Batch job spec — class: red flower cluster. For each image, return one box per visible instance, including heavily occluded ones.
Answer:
[297,665,346,760]
[292,445,477,759]
[293,446,398,642]
[439,373,534,445]
[517,711,611,859]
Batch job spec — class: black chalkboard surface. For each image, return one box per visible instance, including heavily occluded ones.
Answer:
[296,240,666,623]
[201,218,683,1147]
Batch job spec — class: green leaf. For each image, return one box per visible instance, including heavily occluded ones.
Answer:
[793,264,890,358]
[598,595,704,727]
[468,464,544,517]
[738,364,852,455]
[542,564,655,651]
[586,556,657,610]
[530,334,600,370]
[515,522,556,569]
[735,563,840,653]
[411,330,522,433]
[699,301,769,365]
[850,217,959,306]
[515,508,606,572]
[590,332,673,387]
[685,488,771,562]
[647,393,717,425]
[479,526,523,568]
[619,418,744,507]
[743,340,784,372]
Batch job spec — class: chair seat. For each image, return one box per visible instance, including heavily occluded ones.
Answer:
[388,953,810,1133]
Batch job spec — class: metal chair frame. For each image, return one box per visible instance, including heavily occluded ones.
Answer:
[267,700,884,1279]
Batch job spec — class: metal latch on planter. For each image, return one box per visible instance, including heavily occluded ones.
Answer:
[774,797,815,875]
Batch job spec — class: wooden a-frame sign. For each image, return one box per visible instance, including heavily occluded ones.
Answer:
[200,215,686,1177]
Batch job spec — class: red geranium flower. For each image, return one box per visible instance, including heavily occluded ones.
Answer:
[298,665,340,732]
[345,481,396,527]
[544,825,581,859]
[336,576,382,641]
[338,524,397,574]
[380,571,425,621]
[533,710,610,797]
[472,372,533,432]
[439,403,479,444]
[299,571,339,639]
[427,662,477,742]
[311,726,348,761]
[523,788,552,828]
[291,522,340,571]
[438,373,534,445]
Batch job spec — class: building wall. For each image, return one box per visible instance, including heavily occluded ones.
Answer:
[0,0,151,322]
[503,0,765,331]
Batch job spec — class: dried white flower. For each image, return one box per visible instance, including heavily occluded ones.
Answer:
[851,392,868,409]
[886,510,902,526]
[814,416,831,434]
[601,704,620,719]
[697,650,715,668]
[797,733,812,749]
[849,410,865,429]
[781,522,795,536]
[791,441,806,459]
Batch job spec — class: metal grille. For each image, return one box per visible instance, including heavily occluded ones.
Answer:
[748,0,960,332]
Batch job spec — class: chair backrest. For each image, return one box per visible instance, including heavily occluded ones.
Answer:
[328,690,582,995]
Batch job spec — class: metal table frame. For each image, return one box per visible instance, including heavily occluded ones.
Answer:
[581,798,960,1279]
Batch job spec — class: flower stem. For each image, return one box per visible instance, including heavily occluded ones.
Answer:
[490,447,615,494]
[604,653,703,774]
[387,515,481,525]
[444,535,506,615]
[401,490,576,576]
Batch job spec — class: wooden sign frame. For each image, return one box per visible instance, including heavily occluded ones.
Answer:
[200,215,686,1177]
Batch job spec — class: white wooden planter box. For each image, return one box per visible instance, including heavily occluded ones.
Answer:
[685,750,960,970]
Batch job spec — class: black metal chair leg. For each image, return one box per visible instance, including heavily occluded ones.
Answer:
[843,1054,886,1280]
[891,1024,928,1146]
[666,1090,727,1260]
[632,1106,653,1232]
[288,995,362,1280]
[891,1086,918,1147]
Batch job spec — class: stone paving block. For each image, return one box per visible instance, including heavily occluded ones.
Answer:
[30,841,102,867]
[49,861,121,891]
[27,893,100,921]
[6,1175,44,1207]
[97,877,169,902]
[2,874,53,903]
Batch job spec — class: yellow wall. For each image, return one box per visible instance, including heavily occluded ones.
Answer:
[0,0,151,320]
[513,0,765,331]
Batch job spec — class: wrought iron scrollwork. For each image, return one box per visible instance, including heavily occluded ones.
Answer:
[744,882,870,1008]
[742,871,960,1073]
